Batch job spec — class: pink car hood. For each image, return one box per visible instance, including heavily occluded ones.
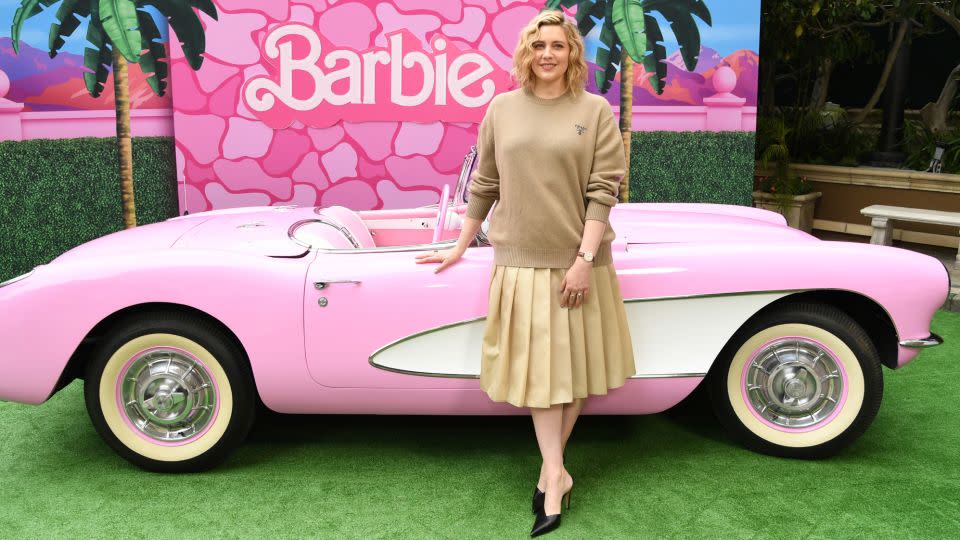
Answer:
[52,203,807,264]
[171,206,315,257]
[609,203,814,245]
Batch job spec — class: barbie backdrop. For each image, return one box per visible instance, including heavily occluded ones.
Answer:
[0,0,760,213]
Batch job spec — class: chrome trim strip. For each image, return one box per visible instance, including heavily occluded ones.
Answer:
[287,219,316,249]
[316,239,459,254]
[369,360,480,379]
[631,372,707,379]
[368,357,706,380]
[0,269,35,288]
[369,316,486,360]
[622,289,807,303]
[899,333,944,348]
[288,217,362,249]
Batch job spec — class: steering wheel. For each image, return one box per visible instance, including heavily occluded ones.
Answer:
[432,183,451,243]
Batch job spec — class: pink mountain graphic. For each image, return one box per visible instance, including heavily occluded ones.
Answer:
[586,47,758,107]
[666,48,723,74]
[0,37,171,111]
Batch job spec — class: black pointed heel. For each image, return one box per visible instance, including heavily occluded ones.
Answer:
[530,487,572,537]
[530,512,560,537]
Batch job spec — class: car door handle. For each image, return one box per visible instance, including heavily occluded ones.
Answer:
[314,280,362,290]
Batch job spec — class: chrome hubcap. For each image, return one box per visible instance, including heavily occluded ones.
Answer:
[120,349,216,442]
[745,338,843,428]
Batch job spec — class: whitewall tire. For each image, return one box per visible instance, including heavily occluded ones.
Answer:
[708,303,883,458]
[84,313,255,472]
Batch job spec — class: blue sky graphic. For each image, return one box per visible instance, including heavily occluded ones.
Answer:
[1,0,757,58]
[0,1,167,54]
[585,0,760,60]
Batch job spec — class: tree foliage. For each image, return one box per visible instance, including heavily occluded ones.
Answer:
[544,0,710,94]
[11,0,217,98]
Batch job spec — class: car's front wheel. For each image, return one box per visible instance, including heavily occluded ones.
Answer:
[707,303,883,458]
[84,312,255,472]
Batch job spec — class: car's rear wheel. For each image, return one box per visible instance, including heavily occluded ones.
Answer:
[84,313,255,472]
[707,303,883,458]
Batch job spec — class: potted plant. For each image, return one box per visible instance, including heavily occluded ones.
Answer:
[753,116,822,232]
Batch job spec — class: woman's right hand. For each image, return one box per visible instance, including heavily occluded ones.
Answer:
[415,247,465,273]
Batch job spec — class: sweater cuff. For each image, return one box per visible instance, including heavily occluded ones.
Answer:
[465,194,496,220]
[585,200,612,223]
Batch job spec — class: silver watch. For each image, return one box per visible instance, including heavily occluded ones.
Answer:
[578,251,594,263]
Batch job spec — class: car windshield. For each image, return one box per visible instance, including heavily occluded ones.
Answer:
[452,145,477,206]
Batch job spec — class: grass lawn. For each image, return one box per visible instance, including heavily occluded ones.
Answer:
[1,310,958,539]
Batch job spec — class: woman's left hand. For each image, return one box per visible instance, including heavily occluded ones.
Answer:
[559,259,592,308]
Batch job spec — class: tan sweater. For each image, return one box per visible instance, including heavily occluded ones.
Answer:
[465,87,625,268]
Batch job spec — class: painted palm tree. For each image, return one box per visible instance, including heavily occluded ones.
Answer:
[11,0,217,228]
[544,0,711,202]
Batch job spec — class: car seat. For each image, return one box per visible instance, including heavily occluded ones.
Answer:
[322,205,377,248]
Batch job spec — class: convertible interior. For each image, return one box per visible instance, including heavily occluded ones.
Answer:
[290,204,467,250]
[290,146,482,250]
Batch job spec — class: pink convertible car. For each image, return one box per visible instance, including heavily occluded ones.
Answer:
[0,149,949,471]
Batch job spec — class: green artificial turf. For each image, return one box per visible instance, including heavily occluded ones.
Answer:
[2,310,959,539]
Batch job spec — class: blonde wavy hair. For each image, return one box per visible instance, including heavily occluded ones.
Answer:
[512,10,588,95]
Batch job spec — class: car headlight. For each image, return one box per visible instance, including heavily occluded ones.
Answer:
[0,269,35,288]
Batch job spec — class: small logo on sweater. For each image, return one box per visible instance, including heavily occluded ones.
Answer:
[575,124,587,135]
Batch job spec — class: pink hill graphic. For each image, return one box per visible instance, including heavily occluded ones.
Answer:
[0,37,171,111]
[666,47,723,73]
[586,47,758,107]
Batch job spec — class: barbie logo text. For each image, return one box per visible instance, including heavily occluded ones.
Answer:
[243,25,513,128]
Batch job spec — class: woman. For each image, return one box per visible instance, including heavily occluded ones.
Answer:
[415,10,635,537]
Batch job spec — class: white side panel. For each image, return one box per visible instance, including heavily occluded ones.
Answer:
[370,292,791,377]
[624,292,790,375]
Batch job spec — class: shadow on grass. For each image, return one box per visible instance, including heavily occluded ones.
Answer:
[18,371,908,477]
[228,381,740,473]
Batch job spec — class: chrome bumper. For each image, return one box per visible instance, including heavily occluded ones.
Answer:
[899,333,944,348]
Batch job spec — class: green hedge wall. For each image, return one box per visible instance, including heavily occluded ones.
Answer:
[629,131,755,205]
[0,131,756,282]
[0,137,177,282]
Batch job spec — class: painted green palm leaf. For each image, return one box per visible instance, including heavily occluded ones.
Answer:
[99,0,141,62]
[642,13,666,93]
[48,0,91,58]
[137,9,168,96]
[140,0,208,70]
[11,0,59,53]
[610,0,646,63]
[642,0,712,71]
[575,0,606,36]
[83,15,112,98]
[594,10,622,94]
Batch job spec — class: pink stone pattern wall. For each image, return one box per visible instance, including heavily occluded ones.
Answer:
[174,0,544,214]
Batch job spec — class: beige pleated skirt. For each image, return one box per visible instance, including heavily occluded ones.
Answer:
[479,264,636,408]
